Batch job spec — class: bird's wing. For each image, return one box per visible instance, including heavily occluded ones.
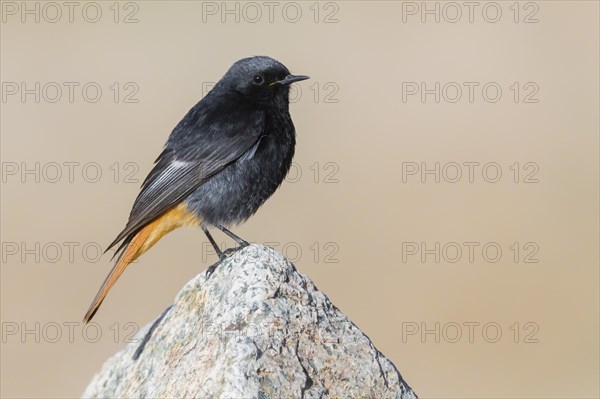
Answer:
[106,106,265,254]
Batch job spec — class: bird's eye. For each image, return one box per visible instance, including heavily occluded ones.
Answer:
[252,75,264,85]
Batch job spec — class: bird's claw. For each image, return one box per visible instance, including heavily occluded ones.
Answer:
[223,244,248,257]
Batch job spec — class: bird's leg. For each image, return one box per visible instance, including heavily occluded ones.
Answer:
[202,226,225,261]
[215,224,249,247]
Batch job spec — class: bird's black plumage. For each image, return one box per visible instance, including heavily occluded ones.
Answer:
[106,56,308,257]
[84,56,308,323]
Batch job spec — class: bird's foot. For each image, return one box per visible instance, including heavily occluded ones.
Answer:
[222,243,249,257]
[205,243,249,279]
[205,261,220,279]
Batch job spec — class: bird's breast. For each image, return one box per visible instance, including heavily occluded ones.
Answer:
[186,112,296,226]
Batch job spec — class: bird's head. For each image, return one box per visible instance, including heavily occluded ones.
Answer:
[219,56,309,109]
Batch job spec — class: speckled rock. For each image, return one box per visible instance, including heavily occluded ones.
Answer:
[83,244,418,399]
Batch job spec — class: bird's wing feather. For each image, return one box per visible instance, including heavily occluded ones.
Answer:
[106,104,265,253]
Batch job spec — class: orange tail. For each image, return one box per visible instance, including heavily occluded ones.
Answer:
[83,203,200,323]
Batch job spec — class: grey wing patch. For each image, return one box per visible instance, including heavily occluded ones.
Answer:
[238,136,263,162]
[106,135,262,253]
[129,160,203,224]
[106,158,207,253]
[106,107,266,255]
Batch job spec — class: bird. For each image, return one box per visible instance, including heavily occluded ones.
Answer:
[83,56,309,323]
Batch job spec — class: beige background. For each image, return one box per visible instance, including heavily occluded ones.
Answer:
[1,1,598,398]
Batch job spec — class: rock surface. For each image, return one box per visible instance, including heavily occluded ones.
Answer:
[83,244,418,399]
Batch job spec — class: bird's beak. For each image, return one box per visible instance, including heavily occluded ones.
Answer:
[270,74,310,86]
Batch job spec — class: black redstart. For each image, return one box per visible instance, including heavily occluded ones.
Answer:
[83,56,309,323]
